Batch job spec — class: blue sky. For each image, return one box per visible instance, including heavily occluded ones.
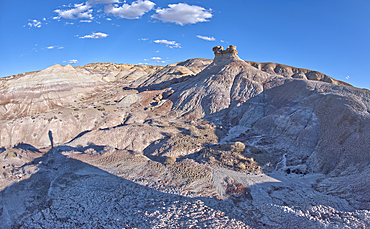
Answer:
[1,0,369,89]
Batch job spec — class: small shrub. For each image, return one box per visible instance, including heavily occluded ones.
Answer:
[164,156,176,165]
[247,157,255,163]
[84,148,97,155]
[189,125,198,136]
[231,141,245,152]
[236,153,247,161]
[103,145,115,154]
[236,162,246,170]
[203,124,211,129]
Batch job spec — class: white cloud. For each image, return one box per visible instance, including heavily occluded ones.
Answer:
[28,19,42,28]
[104,0,155,19]
[153,39,181,48]
[346,76,350,80]
[79,32,108,39]
[139,38,148,41]
[152,3,212,25]
[46,45,64,50]
[196,35,215,41]
[88,0,119,4]
[151,57,161,60]
[54,2,93,19]
[106,18,112,20]
[68,59,79,64]
[80,19,92,23]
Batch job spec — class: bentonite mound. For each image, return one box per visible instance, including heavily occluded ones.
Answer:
[0,45,369,228]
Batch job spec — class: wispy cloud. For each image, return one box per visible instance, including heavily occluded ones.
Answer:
[150,56,168,64]
[53,0,155,25]
[153,39,181,48]
[68,59,78,64]
[89,0,119,4]
[152,3,212,25]
[28,19,42,28]
[196,35,215,41]
[139,38,148,41]
[46,45,64,50]
[104,0,155,19]
[79,32,108,39]
[346,76,350,80]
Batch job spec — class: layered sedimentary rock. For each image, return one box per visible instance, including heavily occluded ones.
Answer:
[0,45,369,228]
[0,64,108,120]
[245,61,350,86]
[171,45,273,120]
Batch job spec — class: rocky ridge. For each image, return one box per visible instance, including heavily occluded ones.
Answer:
[0,45,369,228]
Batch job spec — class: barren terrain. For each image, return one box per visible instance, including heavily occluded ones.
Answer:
[0,45,369,228]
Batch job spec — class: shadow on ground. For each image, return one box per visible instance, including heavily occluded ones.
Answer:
[0,143,260,228]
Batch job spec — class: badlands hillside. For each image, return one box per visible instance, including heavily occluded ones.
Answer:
[0,45,369,228]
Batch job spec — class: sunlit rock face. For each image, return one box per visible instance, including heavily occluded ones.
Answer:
[0,64,108,120]
[0,46,370,228]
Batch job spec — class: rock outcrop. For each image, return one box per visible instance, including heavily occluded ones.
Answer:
[171,45,274,119]
[0,45,369,228]
[245,61,350,86]
[0,64,108,120]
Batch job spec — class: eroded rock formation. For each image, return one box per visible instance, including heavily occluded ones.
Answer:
[0,45,369,228]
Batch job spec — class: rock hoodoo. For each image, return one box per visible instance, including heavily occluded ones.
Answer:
[212,45,242,62]
[212,45,238,55]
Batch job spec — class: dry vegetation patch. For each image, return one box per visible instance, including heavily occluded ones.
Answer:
[153,123,218,157]
[167,159,211,186]
[146,159,166,175]
[196,145,261,174]
[71,148,148,167]
[225,178,253,202]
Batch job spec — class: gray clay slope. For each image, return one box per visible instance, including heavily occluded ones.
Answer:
[0,45,369,228]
